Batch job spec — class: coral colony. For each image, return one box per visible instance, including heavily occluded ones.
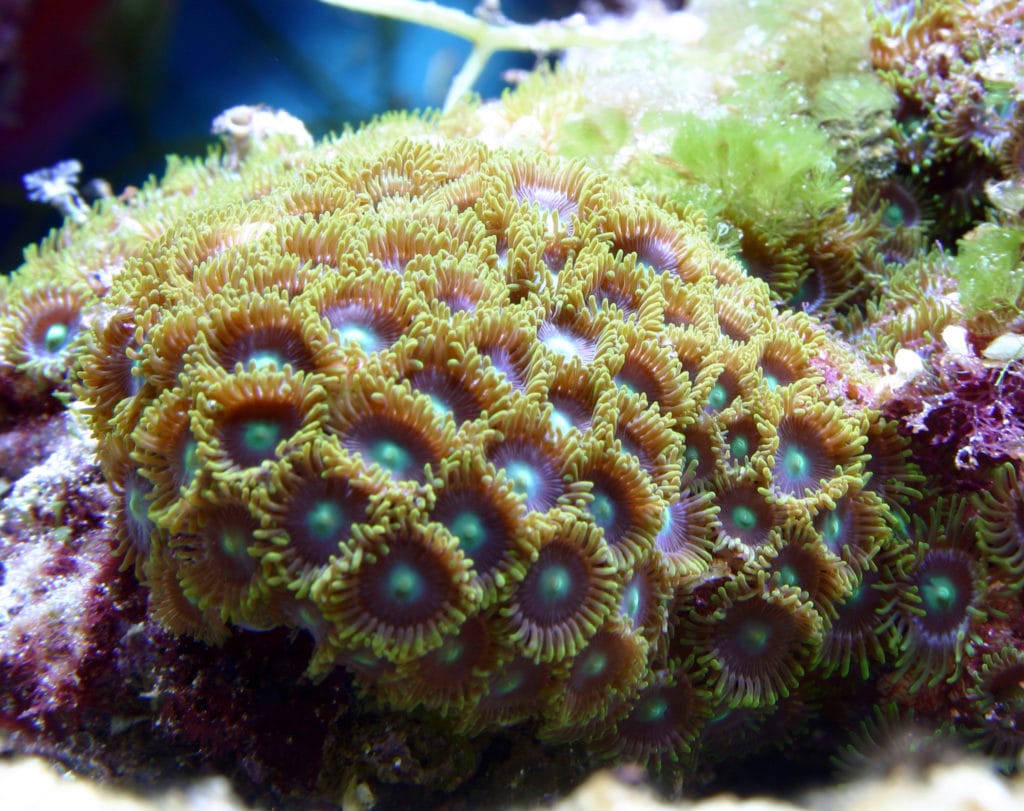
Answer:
[2,0,1024,806]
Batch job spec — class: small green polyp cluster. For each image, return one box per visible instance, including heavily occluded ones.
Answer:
[1,118,891,781]
[2,0,1024,793]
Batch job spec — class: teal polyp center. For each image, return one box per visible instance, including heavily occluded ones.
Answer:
[737,618,772,656]
[181,438,200,485]
[588,489,616,530]
[548,408,573,436]
[544,331,582,360]
[782,444,809,481]
[385,561,425,605]
[520,546,586,629]
[882,202,906,228]
[127,484,151,527]
[538,564,572,604]
[492,669,523,696]
[129,358,144,395]
[614,374,637,396]
[348,649,379,668]
[306,500,346,543]
[220,526,250,562]
[789,276,819,309]
[243,419,283,455]
[730,435,750,460]
[656,506,674,543]
[436,639,464,666]
[505,459,541,503]
[43,321,70,354]
[621,581,642,623]
[731,504,758,531]
[846,581,867,608]
[580,649,608,679]
[370,439,412,476]
[821,511,843,546]
[707,382,729,410]
[636,694,669,724]
[449,510,486,555]
[428,394,452,419]
[776,564,800,589]
[922,572,959,616]
[336,323,381,353]
[247,350,285,370]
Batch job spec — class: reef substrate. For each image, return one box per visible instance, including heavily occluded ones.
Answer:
[2,1,1024,808]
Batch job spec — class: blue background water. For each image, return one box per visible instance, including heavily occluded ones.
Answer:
[0,0,575,271]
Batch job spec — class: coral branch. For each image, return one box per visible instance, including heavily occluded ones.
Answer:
[318,0,698,109]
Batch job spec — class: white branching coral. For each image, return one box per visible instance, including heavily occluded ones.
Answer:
[318,0,704,110]
[23,159,90,224]
[211,104,314,167]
